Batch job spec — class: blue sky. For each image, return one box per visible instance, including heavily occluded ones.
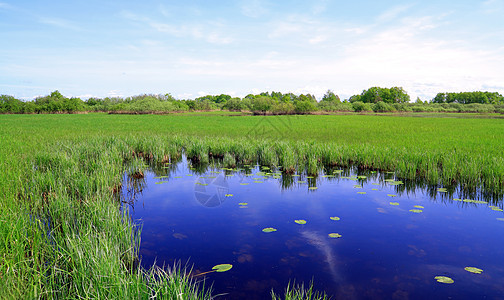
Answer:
[1,0,503,100]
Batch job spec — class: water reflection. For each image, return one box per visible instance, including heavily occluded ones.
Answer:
[120,155,504,299]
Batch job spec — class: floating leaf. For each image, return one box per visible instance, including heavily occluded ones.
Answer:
[262,227,277,233]
[253,181,263,183]
[453,198,462,201]
[357,176,367,179]
[328,233,342,238]
[240,183,250,185]
[491,207,504,212]
[293,174,301,177]
[357,192,366,194]
[225,174,234,177]
[307,176,314,179]
[372,188,378,191]
[371,183,380,185]
[390,181,403,186]
[435,276,454,284]
[409,209,423,213]
[238,202,248,206]
[212,264,233,272]
[294,220,307,225]
[186,174,193,177]
[353,185,363,188]
[174,176,182,179]
[308,187,318,190]
[413,205,424,209]
[297,181,307,184]
[389,202,400,206]
[464,267,483,274]
[387,194,397,197]
[225,194,233,197]
[330,216,340,221]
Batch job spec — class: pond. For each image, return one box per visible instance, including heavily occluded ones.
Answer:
[122,157,504,299]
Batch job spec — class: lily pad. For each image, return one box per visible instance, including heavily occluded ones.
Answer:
[435,276,454,284]
[240,183,250,185]
[491,207,504,212]
[357,192,366,194]
[262,227,277,233]
[297,181,307,184]
[308,187,318,190]
[330,216,340,221]
[387,194,397,197]
[294,220,307,225]
[353,185,363,188]
[328,233,342,238]
[464,267,483,274]
[372,188,379,191]
[173,176,182,179]
[371,183,380,185]
[225,194,233,197]
[212,264,233,272]
[413,205,424,209]
[238,203,248,206]
[437,188,448,192]
[357,175,367,179]
[253,181,264,183]
[389,202,400,206]
[409,209,423,213]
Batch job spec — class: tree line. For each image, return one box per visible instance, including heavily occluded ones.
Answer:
[1,87,504,114]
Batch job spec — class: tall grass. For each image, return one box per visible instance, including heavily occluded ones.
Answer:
[1,113,503,298]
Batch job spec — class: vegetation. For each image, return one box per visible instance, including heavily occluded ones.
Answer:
[1,112,503,298]
[2,89,504,115]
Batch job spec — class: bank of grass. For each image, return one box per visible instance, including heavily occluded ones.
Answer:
[1,113,504,298]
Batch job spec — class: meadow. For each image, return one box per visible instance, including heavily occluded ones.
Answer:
[1,112,503,299]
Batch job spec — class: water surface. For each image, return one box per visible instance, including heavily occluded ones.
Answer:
[122,158,504,299]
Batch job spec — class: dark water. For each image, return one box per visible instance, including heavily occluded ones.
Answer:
[122,158,504,300]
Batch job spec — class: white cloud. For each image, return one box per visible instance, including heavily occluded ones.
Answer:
[38,17,81,31]
[241,0,268,18]
[376,4,414,23]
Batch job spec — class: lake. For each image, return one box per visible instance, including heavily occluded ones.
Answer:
[122,157,504,299]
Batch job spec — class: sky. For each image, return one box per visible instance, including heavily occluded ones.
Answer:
[1,0,503,101]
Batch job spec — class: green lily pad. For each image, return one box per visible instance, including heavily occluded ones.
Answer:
[293,174,301,177]
[491,207,504,212]
[225,194,233,197]
[240,183,250,185]
[330,216,340,221]
[387,194,397,197]
[253,181,263,183]
[308,187,318,190]
[238,203,248,206]
[262,227,277,233]
[357,176,367,179]
[212,264,233,272]
[297,181,307,184]
[328,233,342,238]
[306,176,314,179]
[390,181,403,186]
[389,202,400,206]
[294,220,307,225]
[186,174,193,177]
[464,267,483,274]
[454,198,462,201]
[173,176,182,179]
[357,192,366,194]
[372,188,378,191]
[435,276,454,284]
[409,209,423,213]
[353,185,363,188]
[413,205,424,209]
[437,188,448,192]
[371,183,380,185]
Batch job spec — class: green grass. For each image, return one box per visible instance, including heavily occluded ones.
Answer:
[1,112,503,298]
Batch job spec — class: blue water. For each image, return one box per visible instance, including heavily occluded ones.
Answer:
[123,158,504,300]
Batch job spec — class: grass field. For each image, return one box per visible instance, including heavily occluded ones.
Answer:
[1,112,503,299]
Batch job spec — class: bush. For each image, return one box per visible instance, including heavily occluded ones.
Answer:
[372,101,396,112]
[352,101,373,112]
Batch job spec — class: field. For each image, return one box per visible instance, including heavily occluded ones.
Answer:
[1,112,503,298]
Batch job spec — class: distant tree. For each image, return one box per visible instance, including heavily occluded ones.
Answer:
[321,90,341,103]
